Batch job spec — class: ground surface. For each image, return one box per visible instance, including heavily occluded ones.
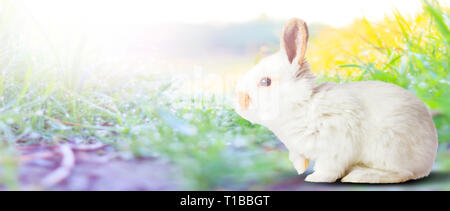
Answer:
[2,143,186,191]
[3,142,449,191]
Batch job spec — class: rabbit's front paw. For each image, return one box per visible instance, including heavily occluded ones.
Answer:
[290,154,310,175]
[305,172,338,183]
[293,159,309,175]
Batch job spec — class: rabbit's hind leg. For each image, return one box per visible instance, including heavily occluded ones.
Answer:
[341,165,411,184]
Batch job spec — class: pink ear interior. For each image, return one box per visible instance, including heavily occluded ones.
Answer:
[283,23,299,64]
[282,19,309,66]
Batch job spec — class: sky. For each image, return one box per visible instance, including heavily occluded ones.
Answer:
[20,0,428,27]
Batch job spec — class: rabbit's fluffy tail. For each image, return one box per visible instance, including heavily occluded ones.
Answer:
[340,165,414,184]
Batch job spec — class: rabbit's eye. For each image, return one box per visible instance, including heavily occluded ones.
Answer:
[259,77,271,87]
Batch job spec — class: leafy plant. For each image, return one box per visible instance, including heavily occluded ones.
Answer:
[311,0,449,142]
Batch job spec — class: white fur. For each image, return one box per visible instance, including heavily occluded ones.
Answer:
[234,20,438,183]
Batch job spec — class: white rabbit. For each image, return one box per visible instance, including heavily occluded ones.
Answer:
[234,18,438,183]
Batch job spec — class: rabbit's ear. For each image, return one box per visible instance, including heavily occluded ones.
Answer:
[281,18,309,66]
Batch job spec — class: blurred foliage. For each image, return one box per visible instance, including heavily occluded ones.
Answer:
[310,0,449,143]
[0,0,294,190]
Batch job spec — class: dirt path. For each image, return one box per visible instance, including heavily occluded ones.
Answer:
[4,143,186,190]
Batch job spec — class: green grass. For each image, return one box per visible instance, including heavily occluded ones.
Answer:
[326,1,450,143]
[0,13,294,187]
[0,48,294,189]
[0,57,295,190]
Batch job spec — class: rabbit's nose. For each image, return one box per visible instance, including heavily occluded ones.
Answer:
[238,91,250,110]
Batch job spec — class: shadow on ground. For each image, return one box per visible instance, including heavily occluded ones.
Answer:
[267,171,450,191]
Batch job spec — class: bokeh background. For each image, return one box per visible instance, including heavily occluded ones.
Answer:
[0,0,448,190]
